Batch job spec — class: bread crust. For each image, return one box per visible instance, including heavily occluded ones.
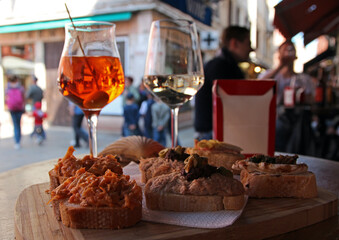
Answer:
[240,170,318,198]
[145,191,223,211]
[59,201,142,229]
[49,169,62,220]
[145,191,245,211]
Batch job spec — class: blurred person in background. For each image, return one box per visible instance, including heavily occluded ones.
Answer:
[194,26,253,141]
[5,75,25,149]
[122,76,140,107]
[137,82,148,108]
[152,97,170,146]
[259,40,315,153]
[69,102,89,148]
[26,75,44,138]
[31,101,47,145]
[121,76,141,136]
[139,92,154,139]
[123,93,142,137]
[26,75,43,109]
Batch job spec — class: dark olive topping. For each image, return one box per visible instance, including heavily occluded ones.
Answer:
[181,154,233,181]
[159,146,190,162]
[249,154,298,164]
[217,166,233,178]
[249,155,275,163]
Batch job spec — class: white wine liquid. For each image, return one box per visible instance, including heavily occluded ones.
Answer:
[143,74,204,108]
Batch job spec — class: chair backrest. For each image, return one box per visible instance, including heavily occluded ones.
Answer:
[213,79,276,156]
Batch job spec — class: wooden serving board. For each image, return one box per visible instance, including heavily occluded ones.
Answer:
[15,183,337,240]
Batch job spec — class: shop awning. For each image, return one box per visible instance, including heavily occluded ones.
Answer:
[0,12,132,34]
[1,56,34,75]
[273,0,339,45]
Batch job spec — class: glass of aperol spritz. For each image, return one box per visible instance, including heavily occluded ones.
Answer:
[57,21,124,157]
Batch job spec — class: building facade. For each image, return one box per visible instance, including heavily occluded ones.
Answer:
[0,0,273,126]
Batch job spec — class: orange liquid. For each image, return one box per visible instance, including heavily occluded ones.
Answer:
[58,56,125,113]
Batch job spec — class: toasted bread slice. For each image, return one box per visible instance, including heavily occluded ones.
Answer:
[49,147,123,220]
[50,168,142,229]
[59,201,142,229]
[240,170,318,198]
[144,171,245,212]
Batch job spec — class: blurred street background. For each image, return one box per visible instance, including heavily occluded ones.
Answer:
[0,0,338,172]
[0,111,195,173]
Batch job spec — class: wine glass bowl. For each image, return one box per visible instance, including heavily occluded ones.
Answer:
[143,74,204,109]
[57,21,124,156]
[58,56,124,111]
[143,19,204,147]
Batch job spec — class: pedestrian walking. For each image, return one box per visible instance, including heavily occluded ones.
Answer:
[31,101,47,145]
[122,76,140,106]
[139,92,154,139]
[151,98,170,146]
[5,75,25,149]
[69,102,89,148]
[26,75,43,109]
[123,93,142,136]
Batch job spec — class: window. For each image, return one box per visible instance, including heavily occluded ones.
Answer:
[116,36,129,75]
[44,42,64,69]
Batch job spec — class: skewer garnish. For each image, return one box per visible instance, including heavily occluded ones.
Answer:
[64,3,96,81]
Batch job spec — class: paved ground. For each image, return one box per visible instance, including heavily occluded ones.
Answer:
[0,112,195,173]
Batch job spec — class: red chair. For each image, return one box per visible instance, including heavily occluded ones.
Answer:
[212,79,276,156]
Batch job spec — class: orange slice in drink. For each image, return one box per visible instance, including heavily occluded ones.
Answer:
[83,91,110,109]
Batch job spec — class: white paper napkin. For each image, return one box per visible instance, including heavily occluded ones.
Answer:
[123,162,247,229]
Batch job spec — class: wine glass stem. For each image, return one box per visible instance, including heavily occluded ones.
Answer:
[86,113,98,157]
[171,107,179,148]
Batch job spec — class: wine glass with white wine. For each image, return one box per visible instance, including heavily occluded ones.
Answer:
[143,19,204,147]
